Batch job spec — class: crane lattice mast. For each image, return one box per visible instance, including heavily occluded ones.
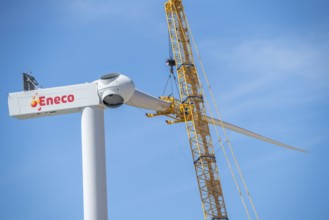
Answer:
[164,1,228,219]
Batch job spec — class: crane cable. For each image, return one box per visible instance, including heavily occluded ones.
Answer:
[185,17,260,220]
[162,74,174,96]
[163,33,181,97]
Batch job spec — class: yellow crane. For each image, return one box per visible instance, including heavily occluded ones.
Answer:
[148,0,228,219]
[165,1,227,219]
[146,0,305,219]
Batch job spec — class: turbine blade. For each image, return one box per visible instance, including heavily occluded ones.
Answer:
[205,116,307,153]
[125,89,171,112]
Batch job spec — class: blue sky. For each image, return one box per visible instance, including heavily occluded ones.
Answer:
[1,0,329,219]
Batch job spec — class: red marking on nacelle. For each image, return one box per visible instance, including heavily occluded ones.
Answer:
[31,94,75,111]
[39,94,75,106]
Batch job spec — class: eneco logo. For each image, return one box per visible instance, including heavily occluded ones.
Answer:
[31,93,75,111]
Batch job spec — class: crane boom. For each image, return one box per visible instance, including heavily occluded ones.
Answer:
[164,1,228,219]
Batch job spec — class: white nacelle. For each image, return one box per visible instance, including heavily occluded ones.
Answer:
[8,73,172,119]
[8,82,101,119]
[8,73,138,119]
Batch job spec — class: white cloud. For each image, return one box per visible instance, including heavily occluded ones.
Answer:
[205,35,328,77]
[198,33,329,117]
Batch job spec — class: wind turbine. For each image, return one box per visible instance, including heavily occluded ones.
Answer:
[8,72,177,220]
[8,72,304,220]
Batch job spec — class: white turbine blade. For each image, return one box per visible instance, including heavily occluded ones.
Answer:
[205,116,307,153]
[125,89,171,112]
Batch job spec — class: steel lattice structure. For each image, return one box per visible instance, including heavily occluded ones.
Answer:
[164,1,228,219]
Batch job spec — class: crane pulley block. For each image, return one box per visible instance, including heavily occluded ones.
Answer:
[166,58,176,67]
